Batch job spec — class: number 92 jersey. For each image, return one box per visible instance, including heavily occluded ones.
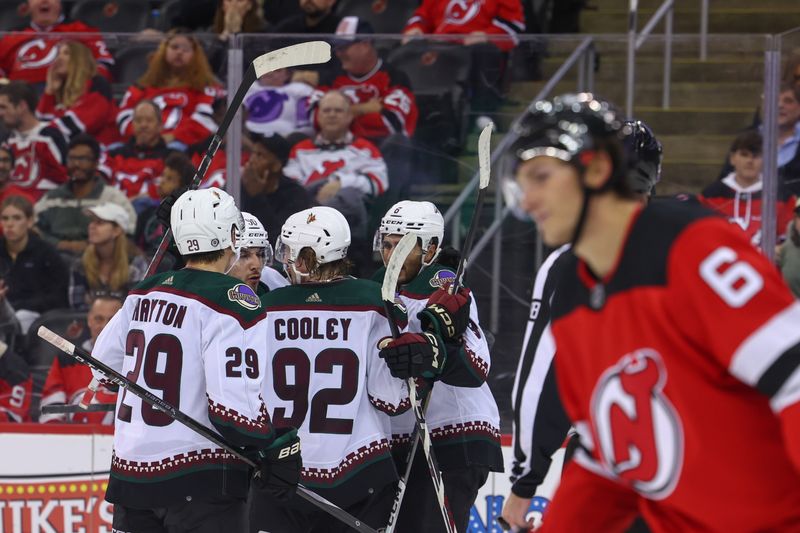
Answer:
[92,270,275,509]
[259,278,410,506]
[544,200,800,532]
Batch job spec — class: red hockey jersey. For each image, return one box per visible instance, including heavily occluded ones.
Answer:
[404,0,525,52]
[103,140,170,199]
[0,19,114,83]
[5,122,68,199]
[37,75,120,147]
[698,173,797,246]
[0,350,32,423]
[117,85,220,147]
[314,61,418,141]
[541,201,800,532]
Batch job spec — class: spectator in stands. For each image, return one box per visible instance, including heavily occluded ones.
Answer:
[244,67,314,139]
[0,344,31,423]
[39,292,123,424]
[402,0,525,114]
[273,0,341,34]
[105,100,170,201]
[0,195,68,327]
[0,146,34,209]
[778,198,800,298]
[68,203,145,310]
[34,134,136,255]
[285,90,388,237]
[783,50,800,92]
[135,151,194,257]
[0,0,114,85]
[213,0,267,40]
[316,18,418,146]
[117,30,222,152]
[36,41,119,147]
[0,81,67,200]
[242,134,312,242]
[699,130,797,247]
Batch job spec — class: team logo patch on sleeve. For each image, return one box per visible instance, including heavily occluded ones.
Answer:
[429,269,456,289]
[227,284,261,310]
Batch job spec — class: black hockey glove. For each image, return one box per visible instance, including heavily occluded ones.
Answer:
[253,427,302,501]
[379,332,446,380]
[419,285,471,340]
[156,186,188,229]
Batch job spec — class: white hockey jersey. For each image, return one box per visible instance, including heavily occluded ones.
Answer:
[379,264,504,471]
[92,269,274,508]
[244,81,314,139]
[260,278,409,505]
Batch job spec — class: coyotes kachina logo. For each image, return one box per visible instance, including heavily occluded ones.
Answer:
[590,349,684,499]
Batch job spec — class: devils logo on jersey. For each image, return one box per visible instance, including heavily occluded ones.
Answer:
[591,348,684,500]
[443,0,481,26]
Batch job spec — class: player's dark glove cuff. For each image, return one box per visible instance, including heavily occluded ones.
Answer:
[379,332,446,380]
[156,186,188,229]
[419,285,471,340]
[253,427,302,501]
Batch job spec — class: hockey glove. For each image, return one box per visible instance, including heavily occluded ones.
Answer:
[253,427,302,502]
[379,332,446,380]
[419,285,471,340]
[155,186,188,229]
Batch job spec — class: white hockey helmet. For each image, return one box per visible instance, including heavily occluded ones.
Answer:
[375,200,444,266]
[240,212,274,264]
[275,206,351,266]
[171,187,244,256]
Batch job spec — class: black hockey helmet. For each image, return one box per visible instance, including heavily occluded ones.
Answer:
[623,120,662,195]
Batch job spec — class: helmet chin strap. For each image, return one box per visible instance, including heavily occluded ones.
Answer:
[223,244,242,275]
[286,261,309,285]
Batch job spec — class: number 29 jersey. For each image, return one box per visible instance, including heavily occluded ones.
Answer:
[542,201,800,532]
[260,278,410,505]
[93,270,275,509]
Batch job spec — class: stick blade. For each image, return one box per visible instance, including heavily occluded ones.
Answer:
[381,233,418,302]
[253,41,331,78]
[38,326,76,355]
[477,121,494,190]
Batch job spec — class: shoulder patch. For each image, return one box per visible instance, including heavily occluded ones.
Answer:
[227,283,261,310]
[429,269,456,289]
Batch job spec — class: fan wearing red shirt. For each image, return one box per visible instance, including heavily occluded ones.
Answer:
[0,0,114,84]
[504,93,800,532]
[117,31,222,151]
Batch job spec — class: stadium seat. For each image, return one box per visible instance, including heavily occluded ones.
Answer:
[387,41,472,161]
[112,41,159,93]
[335,0,416,35]
[24,309,90,422]
[70,0,150,33]
[153,0,182,32]
[0,1,29,31]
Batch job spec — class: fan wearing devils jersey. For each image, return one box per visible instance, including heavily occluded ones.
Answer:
[253,207,410,533]
[117,32,222,150]
[40,294,122,424]
[0,346,32,423]
[0,81,67,199]
[507,93,800,532]
[92,188,300,531]
[0,0,114,84]
[313,18,418,144]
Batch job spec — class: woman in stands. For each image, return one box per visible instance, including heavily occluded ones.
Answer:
[212,0,267,40]
[68,203,147,310]
[116,30,222,151]
[36,41,120,147]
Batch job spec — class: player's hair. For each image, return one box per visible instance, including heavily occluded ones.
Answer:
[56,41,97,108]
[182,249,226,263]
[780,81,800,104]
[0,80,37,114]
[0,195,33,219]
[68,134,101,161]
[164,152,195,187]
[730,130,762,156]
[297,247,352,281]
[133,99,163,123]
[212,0,264,34]
[138,30,219,92]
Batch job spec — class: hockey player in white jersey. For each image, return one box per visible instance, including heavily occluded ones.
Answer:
[373,200,504,532]
[252,206,411,532]
[229,211,284,294]
[92,188,301,533]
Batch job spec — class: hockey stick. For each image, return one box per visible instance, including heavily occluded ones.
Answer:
[41,403,115,414]
[36,326,377,533]
[380,233,458,533]
[145,40,332,277]
[452,121,493,293]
